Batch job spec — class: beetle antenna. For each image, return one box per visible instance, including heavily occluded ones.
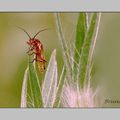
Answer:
[16,26,31,39]
[33,28,48,39]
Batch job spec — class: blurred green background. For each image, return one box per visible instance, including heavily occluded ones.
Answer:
[0,13,120,107]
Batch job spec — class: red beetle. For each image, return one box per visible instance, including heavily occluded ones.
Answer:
[17,26,47,72]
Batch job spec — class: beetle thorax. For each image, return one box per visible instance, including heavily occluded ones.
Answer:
[27,38,43,53]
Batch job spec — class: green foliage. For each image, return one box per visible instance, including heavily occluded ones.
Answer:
[21,50,59,108]
[21,13,100,108]
[74,13,87,81]
[54,13,72,77]
[53,66,66,107]
[28,56,43,107]
[42,50,58,107]
[78,13,98,88]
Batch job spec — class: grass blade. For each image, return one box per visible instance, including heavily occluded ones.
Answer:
[42,49,58,107]
[78,13,98,88]
[28,56,43,107]
[54,13,72,77]
[53,66,66,107]
[20,67,28,108]
[74,13,87,81]
[86,13,101,86]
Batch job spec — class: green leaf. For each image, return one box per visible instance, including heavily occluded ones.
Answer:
[28,56,43,107]
[78,13,98,88]
[42,49,58,107]
[74,13,87,81]
[53,66,66,107]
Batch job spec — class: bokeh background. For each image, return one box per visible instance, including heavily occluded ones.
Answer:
[0,13,120,107]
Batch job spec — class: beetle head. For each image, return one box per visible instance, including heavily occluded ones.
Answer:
[26,39,35,46]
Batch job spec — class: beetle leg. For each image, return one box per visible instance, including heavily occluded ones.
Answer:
[29,54,38,63]
[37,60,43,62]
[29,58,37,63]
[40,58,47,62]
[26,47,34,53]
[26,47,31,53]
[37,59,47,63]
[28,52,37,56]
